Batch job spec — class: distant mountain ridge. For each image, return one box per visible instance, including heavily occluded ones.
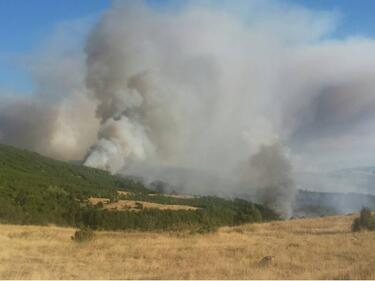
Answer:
[296,167,375,195]
[294,190,375,217]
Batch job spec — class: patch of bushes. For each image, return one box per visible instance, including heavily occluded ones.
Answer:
[71,227,94,242]
[352,208,375,232]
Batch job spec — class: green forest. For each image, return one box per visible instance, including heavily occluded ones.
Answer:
[0,144,278,232]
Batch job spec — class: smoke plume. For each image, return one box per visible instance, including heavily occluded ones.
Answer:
[3,1,375,216]
[239,143,295,218]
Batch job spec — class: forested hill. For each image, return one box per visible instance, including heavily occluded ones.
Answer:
[0,143,149,198]
[0,144,278,231]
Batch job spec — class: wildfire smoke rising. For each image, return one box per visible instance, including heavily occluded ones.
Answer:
[3,1,375,217]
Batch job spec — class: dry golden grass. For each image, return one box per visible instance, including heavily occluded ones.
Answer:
[88,197,198,211]
[88,197,110,205]
[1,215,374,279]
[148,193,195,199]
[116,190,194,199]
[117,190,131,196]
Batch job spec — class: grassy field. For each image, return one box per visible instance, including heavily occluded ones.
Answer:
[0,214,374,279]
[88,197,199,211]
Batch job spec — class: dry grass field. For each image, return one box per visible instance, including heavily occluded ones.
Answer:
[0,215,374,279]
[148,193,195,199]
[88,197,199,211]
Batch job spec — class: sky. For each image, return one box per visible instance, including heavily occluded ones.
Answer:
[0,0,111,93]
[0,0,375,95]
[296,0,375,37]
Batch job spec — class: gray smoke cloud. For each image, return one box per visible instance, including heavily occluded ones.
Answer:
[0,18,99,161]
[2,1,375,217]
[0,98,58,154]
[238,143,295,218]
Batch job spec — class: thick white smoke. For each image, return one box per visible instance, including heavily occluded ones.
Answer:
[3,1,375,216]
[80,1,328,216]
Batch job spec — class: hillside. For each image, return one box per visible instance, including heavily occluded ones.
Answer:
[0,143,278,231]
[0,214,374,279]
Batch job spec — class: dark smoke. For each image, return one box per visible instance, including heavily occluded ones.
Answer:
[239,143,296,218]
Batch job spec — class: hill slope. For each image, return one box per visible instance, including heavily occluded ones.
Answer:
[0,144,278,230]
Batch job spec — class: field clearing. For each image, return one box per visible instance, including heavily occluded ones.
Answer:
[148,193,195,199]
[117,191,131,196]
[116,190,195,200]
[0,215,375,279]
[88,197,199,211]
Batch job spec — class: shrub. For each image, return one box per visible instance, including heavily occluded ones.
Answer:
[359,208,372,226]
[135,202,143,210]
[71,227,94,242]
[351,217,361,232]
[95,202,104,208]
[352,208,375,232]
